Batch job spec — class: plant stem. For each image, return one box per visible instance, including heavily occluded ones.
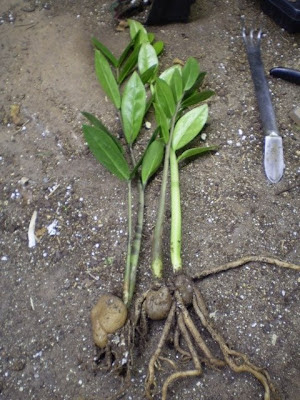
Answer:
[151,141,171,278]
[123,180,133,306]
[123,146,146,306]
[151,101,182,278]
[127,179,145,305]
[170,147,182,272]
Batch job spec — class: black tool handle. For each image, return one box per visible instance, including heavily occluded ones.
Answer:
[246,46,278,136]
[270,67,300,85]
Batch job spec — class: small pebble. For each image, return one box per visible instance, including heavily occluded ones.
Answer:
[289,107,300,126]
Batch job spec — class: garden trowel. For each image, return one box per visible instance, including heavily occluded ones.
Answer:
[243,28,284,184]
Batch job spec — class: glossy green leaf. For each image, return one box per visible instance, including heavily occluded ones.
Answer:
[92,37,118,67]
[177,146,217,162]
[121,72,146,144]
[182,57,200,92]
[128,19,148,43]
[153,41,164,56]
[172,104,208,151]
[130,127,160,179]
[181,90,215,109]
[159,65,182,85]
[83,125,130,180]
[154,103,169,144]
[183,72,206,98]
[81,111,123,153]
[117,36,136,67]
[147,32,155,43]
[141,65,157,84]
[138,43,158,76]
[170,68,183,103]
[95,50,121,109]
[141,139,164,185]
[155,78,176,118]
[145,93,154,113]
[118,44,141,84]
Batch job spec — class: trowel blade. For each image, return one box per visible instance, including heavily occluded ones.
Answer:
[264,135,284,184]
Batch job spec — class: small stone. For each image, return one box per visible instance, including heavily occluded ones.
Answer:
[289,107,300,126]
[145,121,151,130]
[271,333,278,346]
[18,177,29,186]
[11,359,26,371]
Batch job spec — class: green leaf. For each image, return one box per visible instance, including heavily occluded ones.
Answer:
[92,37,118,67]
[183,72,206,98]
[117,37,135,67]
[81,111,123,153]
[138,43,158,77]
[153,41,164,56]
[154,103,170,144]
[172,104,208,151]
[140,65,157,84]
[159,65,182,85]
[155,78,176,118]
[141,139,164,185]
[128,19,149,43]
[145,93,154,114]
[83,125,130,180]
[130,127,160,179]
[170,68,183,103]
[182,57,200,92]
[121,72,146,144]
[177,146,217,162]
[181,90,215,109]
[147,32,155,43]
[118,43,141,84]
[95,50,121,109]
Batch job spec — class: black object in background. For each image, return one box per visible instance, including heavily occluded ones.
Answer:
[260,0,300,33]
[270,67,300,85]
[146,0,195,25]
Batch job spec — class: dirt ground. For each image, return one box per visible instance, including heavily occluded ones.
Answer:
[0,0,299,399]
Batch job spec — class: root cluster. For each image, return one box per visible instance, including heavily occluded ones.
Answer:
[134,256,300,400]
[92,256,299,399]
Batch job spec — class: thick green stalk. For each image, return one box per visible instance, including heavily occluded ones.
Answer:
[151,101,182,278]
[151,141,171,278]
[123,180,133,306]
[127,179,145,305]
[123,145,146,306]
[170,147,182,272]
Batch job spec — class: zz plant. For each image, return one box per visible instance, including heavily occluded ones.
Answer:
[83,20,164,312]
[82,20,216,361]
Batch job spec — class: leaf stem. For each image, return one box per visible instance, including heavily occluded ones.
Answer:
[151,101,182,278]
[127,179,145,305]
[123,146,145,306]
[170,147,182,272]
[123,179,133,306]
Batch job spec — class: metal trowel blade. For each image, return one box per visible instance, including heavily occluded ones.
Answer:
[264,135,284,184]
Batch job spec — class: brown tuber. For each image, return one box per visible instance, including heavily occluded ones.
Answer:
[91,294,128,348]
[174,274,193,306]
[145,286,172,320]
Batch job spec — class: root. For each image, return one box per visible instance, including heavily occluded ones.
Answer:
[162,370,201,400]
[175,291,225,369]
[193,255,300,280]
[174,326,191,361]
[192,287,278,400]
[145,302,176,399]
[177,313,201,370]
[138,255,299,399]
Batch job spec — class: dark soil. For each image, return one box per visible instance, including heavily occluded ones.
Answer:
[0,0,299,399]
